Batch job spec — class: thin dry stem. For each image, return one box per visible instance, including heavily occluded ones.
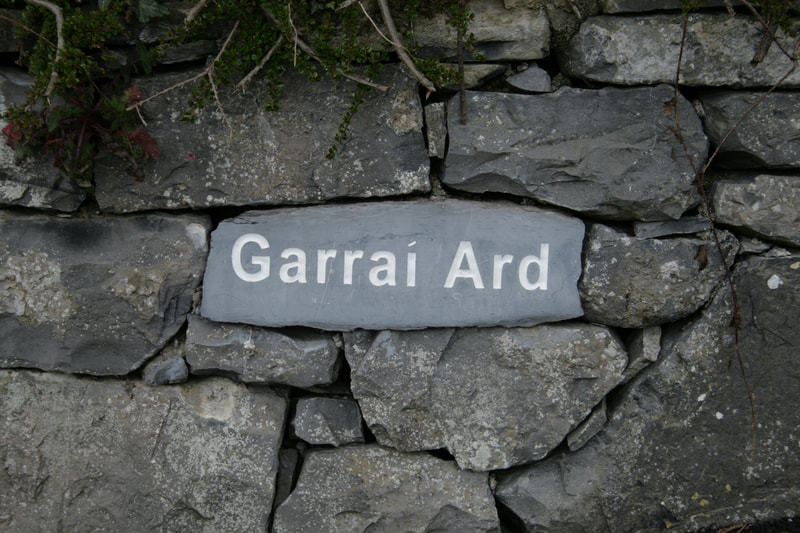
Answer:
[260,5,390,92]
[25,0,63,102]
[236,35,284,91]
[376,0,436,94]
[185,0,212,24]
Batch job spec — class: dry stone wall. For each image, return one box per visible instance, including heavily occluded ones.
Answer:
[1,1,800,532]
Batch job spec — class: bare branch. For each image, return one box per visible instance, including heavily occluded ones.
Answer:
[25,0,64,102]
[236,35,284,91]
[185,0,212,24]
[375,0,436,94]
[739,0,797,61]
[260,5,390,92]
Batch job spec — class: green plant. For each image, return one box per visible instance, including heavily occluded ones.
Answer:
[2,0,477,186]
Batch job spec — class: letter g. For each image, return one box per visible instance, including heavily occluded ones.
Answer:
[232,233,271,282]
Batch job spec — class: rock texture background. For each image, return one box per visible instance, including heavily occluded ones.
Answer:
[1,1,799,532]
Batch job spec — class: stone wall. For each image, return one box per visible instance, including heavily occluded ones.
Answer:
[1,1,799,532]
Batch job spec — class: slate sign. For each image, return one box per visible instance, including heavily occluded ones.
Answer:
[200,201,584,330]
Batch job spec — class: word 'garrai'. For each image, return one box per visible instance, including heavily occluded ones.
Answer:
[231,233,549,290]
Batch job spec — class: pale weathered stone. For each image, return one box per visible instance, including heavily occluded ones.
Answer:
[424,102,447,158]
[507,64,552,92]
[347,326,627,471]
[713,173,800,247]
[566,399,606,451]
[699,91,800,168]
[413,0,550,61]
[292,397,365,446]
[185,315,340,388]
[94,64,429,212]
[561,14,800,87]
[272,445,499,533]
[0,212,209,375]
[579,224,738,327]
[0,371,286,532]
[444,86,707,220]
[496,253,800,532]
[0,68,86,211]
[622,326,661,382]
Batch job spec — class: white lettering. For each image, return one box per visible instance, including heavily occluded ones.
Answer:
[492,254,514,289]
[343,250,364,285]
[232,233,270,282]
[280,248,307,283]
[369,251,397,286]
[519,243,549,291]
[444,241,484,289]
[317,249,337,284]
[407,252,417,287]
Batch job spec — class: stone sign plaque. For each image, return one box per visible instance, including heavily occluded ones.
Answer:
[200,201,584,330]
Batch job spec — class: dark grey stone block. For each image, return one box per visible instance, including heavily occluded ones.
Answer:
[201,201,584,330]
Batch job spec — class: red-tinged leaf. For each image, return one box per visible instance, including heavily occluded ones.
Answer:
[128,127,160,159]
[124,86,142,107]
[187,152,195,160]
[2,122,23,147]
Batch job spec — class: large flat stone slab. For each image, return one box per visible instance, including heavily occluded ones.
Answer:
[200,201,584,330]
[0,371,286,532]
[272,445,499,533]
[560,14,800,87]
[444,85,707,220]
[0,212,210,375]
[93,64,429,212]
[346,325,627,471]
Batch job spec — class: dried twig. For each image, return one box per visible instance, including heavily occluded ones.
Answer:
[25,0,64,102]
[260,5,390,92]
[375,0,436,94]
[128,21,240,137]
[236,35,284,91]
[185,0,212,24]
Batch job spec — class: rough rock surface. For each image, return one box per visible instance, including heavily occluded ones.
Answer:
[413,0,549,61]
[272,445,499,533]
[292,397,365,446]
[444,85,707,220]
[0,68,86,211]
[560,14,800,87]
[185,315,340,388]
[93,65,429,212]
[0,371,287,532]
[347,326,627,471]
[0,212,210,375]
[600,0,738,11]
[496,253,800,532]
[579,224,739,327]
[507,64,552,92]
[142,350,189,386]
[699,91,800,168]
[713,173,800,246]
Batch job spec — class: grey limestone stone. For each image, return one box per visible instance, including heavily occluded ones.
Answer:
[200,201,585,330]
[185,315,340,389]
[347,325,627,471]
[292,397,365,446]
[0,68,86,212]
[699,91,800,168]
[0,212,210,375]
[496,253,800,532]
[0,371,287,532]
[622,326,661,382]
[444,85,707,220]
[561,14,800,87]
[93,64,429,212]
[633,216,712,239]
[600,0,741,11]
[272,445,499,533]
[413,0,549,61]
[566,399,606,451]
[440,63,508,90]
[424,102,447,158]
[579,224,739,327]
[507,64,552,92]
[142,351,189,386]
[713,173,800,247]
